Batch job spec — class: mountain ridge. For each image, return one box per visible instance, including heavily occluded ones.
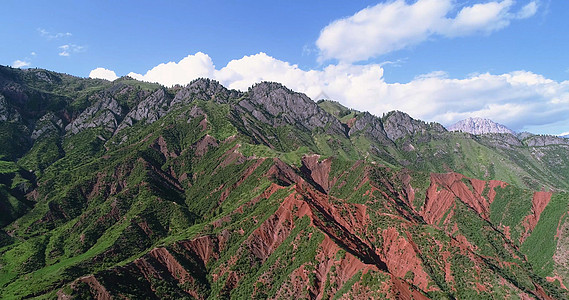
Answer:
[448,117,515,135]
[1,65,569,299]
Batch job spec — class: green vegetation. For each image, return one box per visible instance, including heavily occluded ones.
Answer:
[0,65,568,299]
[490,185,533,244]
[522,193,569,276]
[317,99,356,122]
[0,160,19,174]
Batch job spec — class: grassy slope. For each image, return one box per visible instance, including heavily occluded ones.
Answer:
[0,69,568,298]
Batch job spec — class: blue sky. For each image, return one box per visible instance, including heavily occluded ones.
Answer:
[2,0,568,135]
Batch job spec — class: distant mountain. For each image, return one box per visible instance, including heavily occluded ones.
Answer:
[448,117,515,135]
[2,65,569,299]
[560,133,569,138]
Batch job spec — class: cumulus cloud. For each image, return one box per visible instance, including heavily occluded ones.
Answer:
[126,52,215,86]
[362,71,569,133]
[90,52,569,134]
[317,0,539,62]
[58,44,85,57]
[12,60,31,68]
[215,52,325,97]
[89,68,119,81]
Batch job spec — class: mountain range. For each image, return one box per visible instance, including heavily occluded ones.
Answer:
[447,117,515,135]
[1,65,569,299]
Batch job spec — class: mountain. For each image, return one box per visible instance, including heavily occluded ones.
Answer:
[448,117,515,135]
[1,65,569,299]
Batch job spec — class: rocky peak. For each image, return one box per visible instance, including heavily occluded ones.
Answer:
[348,112,393,146]
[448,117,514,135]
[382,111,446,141]
[172,78,241,105]
[241,82,346,135]
[28,69,62,85]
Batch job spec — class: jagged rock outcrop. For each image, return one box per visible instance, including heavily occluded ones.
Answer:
[241,82,346,135]
[0,94,21,122]
[523,135,569,147]
[117,88,170,131]
[348,112,394,146]
[478,133,523,149]
[31,112,63,139]
[65,94,124,134]
[382,111,446,141]
[172,78,241,105]
[449,117,515,135]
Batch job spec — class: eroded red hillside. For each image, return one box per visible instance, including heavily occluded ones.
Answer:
[61,156,563,299]
[520,191,553,243]
[421,172,507,225]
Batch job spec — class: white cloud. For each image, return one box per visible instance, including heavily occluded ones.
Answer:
[440,0,514,37]
[90,52,569,134]
[38,28,84,57]
[215,52,324,96]
[370,71,569,132]
[126,52,215,86]
[59,45,70,57]
[12,60,31,68]
[316,0,539,62]
[517,1,539,18]
[89,68,119,81]
[38,28,72,39]
[58,44,85,57]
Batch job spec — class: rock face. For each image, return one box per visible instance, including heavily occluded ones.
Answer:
[31,112,63,139]
[0,94,21,122]
[241,82,346,135]
[117,89,170,131]
[382,111,446,141]
[172,78,241,105]
[65,93,124,134]
[348,112,393,146]
[448,117,515,135]
[523,135,569,147]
